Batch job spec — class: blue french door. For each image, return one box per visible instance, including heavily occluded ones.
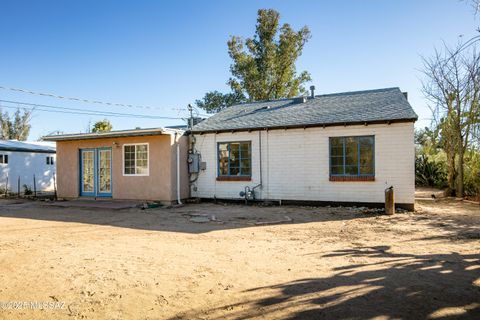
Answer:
[80,148,112,197]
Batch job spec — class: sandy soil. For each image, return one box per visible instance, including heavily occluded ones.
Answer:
[0,198,478,319]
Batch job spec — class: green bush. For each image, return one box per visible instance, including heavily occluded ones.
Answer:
[464,151,480,196]
[23,184,33,195]
[415,155,447,188]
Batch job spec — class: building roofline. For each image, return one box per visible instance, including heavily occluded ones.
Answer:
[220,87,402,108]
[43,127,184,141]
[191,118,417,134]
[0,147,56,154]
[0,140,56,153]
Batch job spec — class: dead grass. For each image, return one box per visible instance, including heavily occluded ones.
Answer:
[0,198,478,319]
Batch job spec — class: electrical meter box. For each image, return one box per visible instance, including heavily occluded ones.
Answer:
[188,153,200,173]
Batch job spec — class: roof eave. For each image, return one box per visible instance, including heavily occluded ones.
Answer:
[43,128,184,141]
[191,118,417,134]
[0,147,56,153]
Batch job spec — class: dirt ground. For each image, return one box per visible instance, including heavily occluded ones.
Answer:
[0,197,478,320]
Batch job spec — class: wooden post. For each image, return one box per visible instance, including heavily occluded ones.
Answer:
[33,174,37,198]
[385,186,395,215]
[53,174,57,201]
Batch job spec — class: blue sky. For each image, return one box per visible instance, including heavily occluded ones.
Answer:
[0,0,477,139]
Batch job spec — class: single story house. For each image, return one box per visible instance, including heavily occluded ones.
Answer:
[190,87,418,210]
[43,128,188,203]
[0,140,56,193]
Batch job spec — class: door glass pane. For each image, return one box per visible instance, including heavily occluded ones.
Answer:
[82,151,94,192]
[98,150,111,193]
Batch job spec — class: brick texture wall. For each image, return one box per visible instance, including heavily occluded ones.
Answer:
[192,122,415,205]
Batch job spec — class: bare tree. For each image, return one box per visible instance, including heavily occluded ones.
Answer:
[422,43,480,197]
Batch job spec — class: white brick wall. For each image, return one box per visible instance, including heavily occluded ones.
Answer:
[192,122,415,205]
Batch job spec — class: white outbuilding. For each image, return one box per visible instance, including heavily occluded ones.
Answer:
[0,140,56,194]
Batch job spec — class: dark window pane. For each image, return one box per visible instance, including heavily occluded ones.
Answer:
[218,143,229,175]
[242,166,251,176]
[359,136,374,175]
[331,156,343,166]
[331,165,344,175]
[240,142,250,158]
[229,143,240,169]
[4,155,8,164]
[360,165,374,175]
[230,167,240,175]
[240,158,250,168]
[331,147,343,157]
[330,138,344,175]
[330,137,343,148]
[359,136,374,146]
[219,160,228,175]
[345,165,359,175]
[345,137,358,167]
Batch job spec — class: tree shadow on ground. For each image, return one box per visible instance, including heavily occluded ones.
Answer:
[413,199,480,241]
[0,200,377,234]
[179,246,480,319]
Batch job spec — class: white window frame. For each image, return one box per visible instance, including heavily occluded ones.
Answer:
[122,143,149,176]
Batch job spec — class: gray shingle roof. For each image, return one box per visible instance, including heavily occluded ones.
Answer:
[0,140,56,153]
[192,87,418,133]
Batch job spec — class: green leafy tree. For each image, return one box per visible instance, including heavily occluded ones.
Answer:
[227,9,311,101]
[0,109,32,140]
[196,9,312,113]
[195,91,246,114]
[92,119,113,133]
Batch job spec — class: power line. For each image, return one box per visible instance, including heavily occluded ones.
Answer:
[0,99,185,120]
[0,85,179,111]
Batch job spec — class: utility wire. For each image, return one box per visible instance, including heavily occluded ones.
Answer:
[0,99,184,120]
[0,85,178,111]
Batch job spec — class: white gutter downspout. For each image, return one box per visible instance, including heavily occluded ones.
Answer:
[176,133,183,205]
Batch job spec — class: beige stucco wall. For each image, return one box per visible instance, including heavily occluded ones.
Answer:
[55,134,189,202]
[192,122,415,206]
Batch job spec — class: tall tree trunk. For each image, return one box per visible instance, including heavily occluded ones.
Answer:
[447,147,456,195]
[457,147,465,198]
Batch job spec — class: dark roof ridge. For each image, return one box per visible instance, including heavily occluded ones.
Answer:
[227,87,401,108]
[313,87,400,98]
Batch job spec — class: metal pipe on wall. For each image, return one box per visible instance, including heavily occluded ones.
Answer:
[259,130,263,186]
[176,133,183,205]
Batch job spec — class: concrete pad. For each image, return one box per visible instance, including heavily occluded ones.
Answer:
[44,199,140,210]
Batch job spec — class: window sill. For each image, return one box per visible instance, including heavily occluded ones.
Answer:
[217,176,251,182]
[330,176,375,182]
